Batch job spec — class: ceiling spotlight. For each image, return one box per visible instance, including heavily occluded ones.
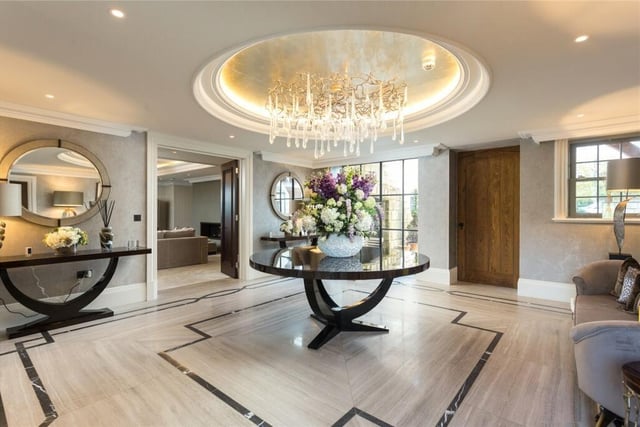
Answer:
[422,55,436,71]
[229,135,235,139]
[44,94,55,99]
[110,9,125,18]
[576,113,585,118]
[574,35,589,43]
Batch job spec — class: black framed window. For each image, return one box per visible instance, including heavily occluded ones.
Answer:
[338,159,419,255]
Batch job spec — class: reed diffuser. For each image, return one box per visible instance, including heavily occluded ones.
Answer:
[97,199,115,250]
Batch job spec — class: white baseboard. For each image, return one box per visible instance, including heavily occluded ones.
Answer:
[517,278,576,303]
[0,282,147,330]
[415,267,457,286]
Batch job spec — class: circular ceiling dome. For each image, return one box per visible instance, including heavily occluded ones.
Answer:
[194,29,490,139]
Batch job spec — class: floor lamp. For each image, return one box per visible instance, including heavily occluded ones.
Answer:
[0,182,23,249]
[606,158,640,259]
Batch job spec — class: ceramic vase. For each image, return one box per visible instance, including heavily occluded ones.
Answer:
[316,234,364,258]
[100,227,114,250]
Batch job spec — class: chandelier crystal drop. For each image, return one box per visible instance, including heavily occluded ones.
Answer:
[266,72,408,159]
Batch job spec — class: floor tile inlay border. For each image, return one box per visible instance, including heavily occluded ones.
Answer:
[0,277,568,426]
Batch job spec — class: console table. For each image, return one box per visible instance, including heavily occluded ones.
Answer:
[0,247,151,338]
[250,245,429,349]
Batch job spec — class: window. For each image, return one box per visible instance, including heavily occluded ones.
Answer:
[340,159,419,257]
[569,134,640,218]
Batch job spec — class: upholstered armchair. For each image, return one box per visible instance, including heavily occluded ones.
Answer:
[571,260,640,425]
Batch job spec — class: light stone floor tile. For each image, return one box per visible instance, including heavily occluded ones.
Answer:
[0,271,592,426]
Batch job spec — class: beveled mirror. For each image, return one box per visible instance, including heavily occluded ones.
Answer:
[0,139,111,227]
[270,172,303,220]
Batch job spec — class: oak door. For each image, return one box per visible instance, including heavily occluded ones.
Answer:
[221,160,239,278]
[457,147,519,287]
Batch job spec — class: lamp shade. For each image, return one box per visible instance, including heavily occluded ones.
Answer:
[53,191,84,207]
[0,183,23,216]
[607,158,640,191]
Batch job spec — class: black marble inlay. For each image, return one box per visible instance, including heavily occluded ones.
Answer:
[158,352,272,427]
[332,407,393,427]
[15,342,57,425]
[350,288,504,427]
[0,275,560,426]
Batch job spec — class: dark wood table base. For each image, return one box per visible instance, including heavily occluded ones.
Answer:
[303,277,393,349]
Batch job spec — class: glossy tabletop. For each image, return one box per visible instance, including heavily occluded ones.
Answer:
[250,245,430,280]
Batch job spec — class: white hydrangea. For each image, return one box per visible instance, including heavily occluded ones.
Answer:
[354,189,365,200]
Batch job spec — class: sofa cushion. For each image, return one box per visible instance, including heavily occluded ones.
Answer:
[613,257,640,297]
[618,266,640,309]
[164,228,195,238]
[575,294,636,324]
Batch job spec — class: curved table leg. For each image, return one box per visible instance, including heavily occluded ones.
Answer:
[303,277,393,349]
[1,258,119,338]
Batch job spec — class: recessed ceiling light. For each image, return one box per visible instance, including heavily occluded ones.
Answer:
[413,139,419,143]
[229,135,235,139]
[576,113,585,118]
[45,94,55,99]
[110,9,125,18]
[575,35,589,43]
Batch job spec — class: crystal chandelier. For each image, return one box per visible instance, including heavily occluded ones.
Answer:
[266,72,408,159]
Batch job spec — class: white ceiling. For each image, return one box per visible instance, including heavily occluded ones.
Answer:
[0,1,638,166]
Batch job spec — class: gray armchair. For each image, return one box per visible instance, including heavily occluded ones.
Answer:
[571,260,640,425]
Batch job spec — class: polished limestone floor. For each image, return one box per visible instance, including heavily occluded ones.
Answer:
[0,272,591,426]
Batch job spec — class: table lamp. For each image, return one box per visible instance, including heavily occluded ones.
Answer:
[606,158,640,258]
[53,191,84,217]
[0,182,23,249]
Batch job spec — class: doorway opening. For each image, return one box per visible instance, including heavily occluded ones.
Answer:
[155,147,236,290]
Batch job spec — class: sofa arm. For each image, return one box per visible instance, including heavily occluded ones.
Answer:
[572,259,622,295]
[571,321,640,419]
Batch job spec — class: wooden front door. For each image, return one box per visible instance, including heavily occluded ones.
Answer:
[221,160,239,278]
[457,147,519,287]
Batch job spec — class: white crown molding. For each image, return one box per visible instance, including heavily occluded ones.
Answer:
[0,100,146,137]
[261,142,440,169]
[151,131,252,159]
[259,151,315,168]
[312,142,439,168]
[157,162,212,177]
[187,174,221,183]
[11,163,99,179]
[518,115,640,143]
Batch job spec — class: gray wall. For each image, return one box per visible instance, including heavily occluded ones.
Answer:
[0,116,147,302]
[252,153,312,252]
[173,184,192,228]
[192,180,221,229]
[520,140,640,283]
[418,151,456,270]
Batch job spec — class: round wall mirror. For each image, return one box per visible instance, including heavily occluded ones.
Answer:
[0,139,111,227]
[270,172,303,220]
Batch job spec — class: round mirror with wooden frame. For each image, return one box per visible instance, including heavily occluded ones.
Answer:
[0,139,111,227]
[270,171,304,220]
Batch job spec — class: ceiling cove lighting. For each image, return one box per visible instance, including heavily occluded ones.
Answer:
[266,72,408,159]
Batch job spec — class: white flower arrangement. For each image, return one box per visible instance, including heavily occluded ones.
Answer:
[282,167,379,238]
[43,226,88,249]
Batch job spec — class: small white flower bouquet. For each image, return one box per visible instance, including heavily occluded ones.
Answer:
[43,226,89,249]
